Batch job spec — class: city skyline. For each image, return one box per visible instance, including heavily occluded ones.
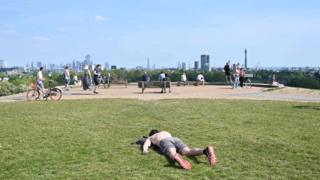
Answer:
[1,0,320,68]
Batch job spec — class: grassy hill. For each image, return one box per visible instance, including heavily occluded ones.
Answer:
[1,99,319,179]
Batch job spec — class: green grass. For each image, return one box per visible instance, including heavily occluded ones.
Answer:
[0,99,320,179]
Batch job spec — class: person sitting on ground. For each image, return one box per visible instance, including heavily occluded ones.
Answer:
[143,129,217,170]
[142,72,150,82]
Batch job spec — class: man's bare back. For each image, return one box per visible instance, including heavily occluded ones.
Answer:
[148,131,172,146]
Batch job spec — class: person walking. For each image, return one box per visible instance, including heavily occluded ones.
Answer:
[82,65,92,91]
[239,68,245,87]
[233,63,241,89]
[63,66,70,91]
[93,64,101,94]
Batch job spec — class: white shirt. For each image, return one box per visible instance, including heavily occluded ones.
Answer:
[37,71,43,82]
[159,73,166,81]
[197,74,204,81]
[64,69,70,80]
[181,74,187,82]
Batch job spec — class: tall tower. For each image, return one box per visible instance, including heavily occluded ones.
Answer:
[147,57,150,70]
[244,49,248,69]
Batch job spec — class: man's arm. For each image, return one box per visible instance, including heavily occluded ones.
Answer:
[142,138,151,155]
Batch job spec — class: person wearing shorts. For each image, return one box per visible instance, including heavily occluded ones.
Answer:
[93,64,101,94]
[142,129,217,170]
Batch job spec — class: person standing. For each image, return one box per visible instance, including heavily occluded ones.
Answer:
[37,67,47,98]
[233,63,241,89]
[63,66,70,91]
[93,64,101,94]
[37,67,45,90]
[82,65,92,91]
[239,68,245,87]
[159,72,166,81]
[224,61,232,83]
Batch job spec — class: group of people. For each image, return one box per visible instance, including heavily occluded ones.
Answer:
[224,61,247,89]
[37,64,102,95]
[142,72,205,84]
[81,64,101,94]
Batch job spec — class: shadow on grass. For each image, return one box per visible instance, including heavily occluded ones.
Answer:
[293,105,320,111]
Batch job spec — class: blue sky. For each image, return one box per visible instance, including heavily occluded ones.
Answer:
[0,0,320,68]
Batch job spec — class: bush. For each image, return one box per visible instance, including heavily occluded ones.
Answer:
[0,82,28,97]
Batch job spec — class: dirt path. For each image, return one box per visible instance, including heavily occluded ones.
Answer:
[1,85,320,103]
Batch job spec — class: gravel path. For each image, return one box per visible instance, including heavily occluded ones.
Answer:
[0,85,319,103]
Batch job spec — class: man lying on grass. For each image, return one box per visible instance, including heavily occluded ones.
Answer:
[143,129,217,170]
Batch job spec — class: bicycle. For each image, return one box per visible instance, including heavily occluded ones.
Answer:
[26,80,62,101]
[244,78,252,88]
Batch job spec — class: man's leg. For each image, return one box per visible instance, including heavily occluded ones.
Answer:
[167,148,192,170]
[181,147,204,156]
[181,146,217,166]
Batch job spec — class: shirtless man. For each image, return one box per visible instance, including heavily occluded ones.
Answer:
[143,129,217,170]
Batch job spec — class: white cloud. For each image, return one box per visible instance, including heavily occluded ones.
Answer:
[2,24,15,28]
[0,29,19,35]
[94,14,106,22]
[57,26,70,32]
[32,36,51,42]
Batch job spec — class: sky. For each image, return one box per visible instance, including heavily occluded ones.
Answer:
[0,0,320,68]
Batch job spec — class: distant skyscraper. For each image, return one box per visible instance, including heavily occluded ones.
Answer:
[194,61,199,70]
[36,61,42,68]
[200,54,210,71]
[147,57,150,70]
[84,54,93,65]
[72,59,76,69]
[178,61,181,69]
[0,59,7,68]
[244,49,248,69]
[181,62,187,70]
[105,62,110,70]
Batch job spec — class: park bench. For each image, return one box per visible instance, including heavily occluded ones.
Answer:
[244,74,254,78]
[177,81,205,86]
[107,79,128,88]
[138,81,171,94]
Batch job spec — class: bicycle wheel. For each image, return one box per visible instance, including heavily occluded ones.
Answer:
[245,79,252,88]
[49,88,62,101]
[26,89,40,101]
